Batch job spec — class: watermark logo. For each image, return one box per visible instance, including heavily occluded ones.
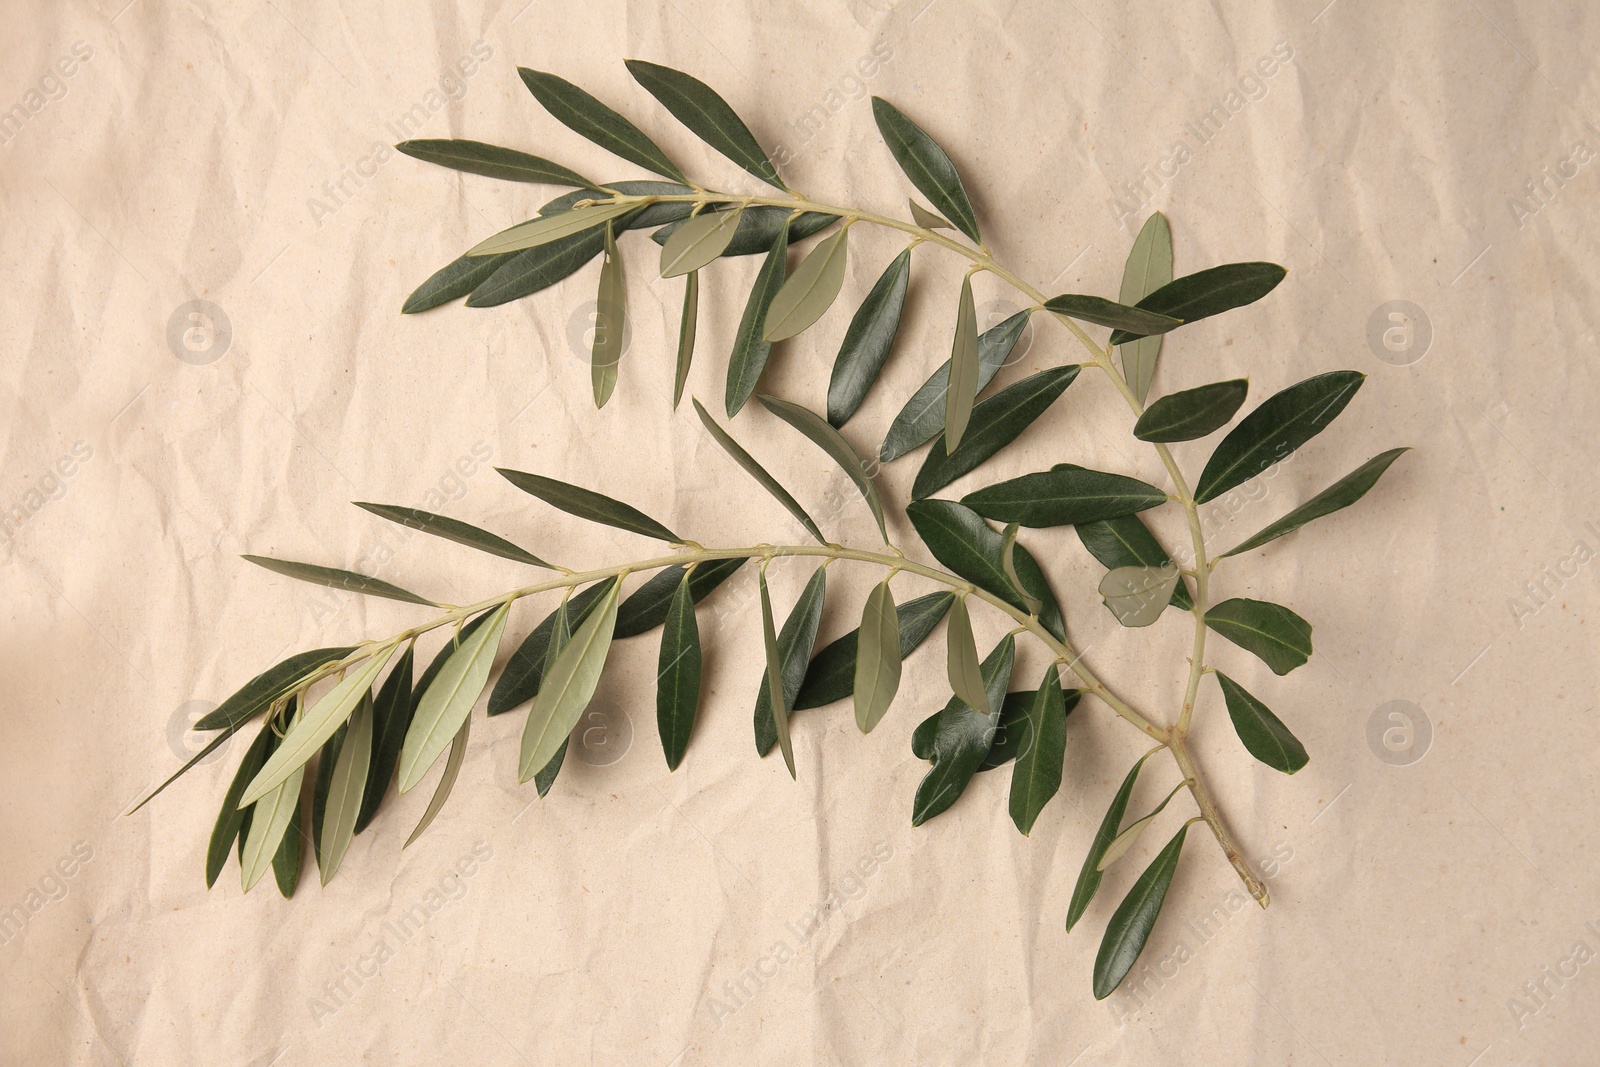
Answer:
[1366,300,1431,367]
[167,700,224,764]
[1366,699,1431,766]
[571,699,633,767]
[975,298,1035,366]
[565,299,633,368]
[167,300,232,365]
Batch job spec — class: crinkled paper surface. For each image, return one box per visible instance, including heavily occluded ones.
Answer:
[3,0,1598,1062]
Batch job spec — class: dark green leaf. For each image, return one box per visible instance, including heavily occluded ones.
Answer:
[757,394,885,540]
[463,227,607,307]
[674,271,698,408]
[986,686,1079,770]
[764,228,850,341]
[657,570,703,770]
[355,644,415,834]
[912,366,1080,500]
[879,311,1030,462]
[1066,750,1156,932]
[753,565,827,758]
[242,555,437,607]
[406,713,468,845]
[624,60,787,191]
[403,251,514,314]
[205,722,275,888]
[616,558,747,638]
[962,468,1167,528]
[396,138,598,189]
[794,591,953,711]
[354,503,550,568]
[1075,514,1193,612]
[759,569,795,779]
[1221,448,1410,558]
[911,636,1014,826]
[827,249,911,427]
[193,646,356,732]
[852,581,903,734]
[1094,826,1190,999]
[592,221,626,408]
[870,97,980,244]
[1194,371,1365,504]
[904,499,1065,640]
[659,207,745,278]
[1118,213,1172,403]
[725,226,789,417]
[1206,597,1313,675]
[944,276,979,452]
[532,601,574,798]
[1215,671,1308,773]
[497,468,679,542]
[517,67,686,182]
[271,790,304,899]
[651,207,837,258]
[488,580,615,716]
[534,738,569,799]
[1109,262,1287,345]
[1133,379,1249,443]
[1044,294,1182,335]
[1008,665,1067,835]
[693,398,825,545]
[127,721,248,816]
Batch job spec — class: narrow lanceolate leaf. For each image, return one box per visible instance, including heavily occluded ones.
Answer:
[1076,515,1193,612]
[467,201,638,257]
[764,227,850,341]
[398,602,512,792]
[463,228,607,307]
[757,394,886,540]
[753,565,828,757]
[355,644,415,833]
[657,570,702,770]
[403,251,514,314]
[127,723,248,815]
[759,570,796,779]
[1133,379,1249,443]
[616,558,747,638]
[1222,448,1410,558]
[794,592,953,711]
[694,398,825,544]
[911,636,1014,826]
[909,200,951,230]
[1206,598,1313,675]
[241,739,306,892]
[318,688,373,884]
[660,208,745,278]
[624,60,788,191]
[531,600,574,796]
[674,271,699,408]
[488,580,615,716]
[592,222,626,408]
[912,366,1080,500]
[205,722,275,888]
[1043,294,1182,335]
[354,503,550,568]
[828,248,911,427]
[1009,665,1067,836]
[853,581,902,734]
[242,556,437,607]
[406,714,469,847]
[880,311,1030,462]
[240,648,395,806]
[517,67,686,182]
[1000,522,1042,615]
[962,467,1167,528]
[1215,671,1309,773]
[271,790,304,898]
[518,583,621,782]
[193,646,356,732]
[1118,213,1173,403]
[1099,565,1182,629]
[652,207,837,258]
[1098,784,1184,871]
[945,597,988,714]
[498,468,679,542]
[904,499,1066,641]
[395,139,598,189]
[1066,751,1157,932]
[1195,371,1366,504]
[1094,826,1190,999]
[944,276,980,452]
[725,226,789,417]
[1109,262,1288,345]
[870,96,981,244]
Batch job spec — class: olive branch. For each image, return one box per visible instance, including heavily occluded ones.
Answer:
[134,60,1409,1000]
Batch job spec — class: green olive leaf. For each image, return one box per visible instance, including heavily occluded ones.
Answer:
[1214,671,1309,774]
[1008,665,1067,836]
[908,199,952,230]
[624,60,788,191]
[694,397,826,545]
[651,207,837,258]
[674,271,699,408]
[945,597,989,715]
[827,248,911,427]
[1075,514,1193,613]
[1093,825,1190,999]
[870,96,980,244]
[354,503,551,568]
[488,580,616,716]
[753,565,828,758]
[616,558,747,638]
[467,201,638,257]
[318,689,373,883]
[1221,448,1410,558]
[1205,597,1313,675]
[764,227,850,341]
[793,591,953,712]
[405,713,469,847]
[659,207,745,278]
[355,644,416,834]
[961,467,1167,528]
[240,706,307,893]
[756,394,886,541]
[1118,213,1173,403]
[656,569,703,771]
[1066,750,1158,932]
[1044,294,1182,335]
[852,581,903,734]
[759,569,796,779]
[1108,262,1287,345]
[880,311,1029,462]
[518,582,621,782]
[241,556,438,607]
[725,225,790,417]
[912,365,1081,500]
[205,721,275,888]
[395,138,599,189]
[1097,782,1185,871]
[1194,371,1366,504]
[463,228,608,307]
[944,275,980,452]
[592,221,626,408]
[911,635,1014,826]
[192,646,357,733]
[1132,379,1249,443]
[398,601,512,793]
[1099,564,1181,628]
[498,468,680,542]
[518,67,686,182]
[403,251,515,313]
[904,499,1065,641]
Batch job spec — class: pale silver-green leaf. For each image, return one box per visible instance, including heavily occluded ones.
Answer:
[318,690,373,885]
[759,569,796,779]
[764,227,850,341]
[659,207,744,278]
[467,201,636,256]
[519,584,621,781]
[945,275,979,451]
[1098,784,1184,871]
[399,602,511,792]
[853,581,902,733]
[1099,564,1181,628]
[592,222,625,408]
[909,200,952,230]
[1119,213,1172,404]
[946,596,988,714]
